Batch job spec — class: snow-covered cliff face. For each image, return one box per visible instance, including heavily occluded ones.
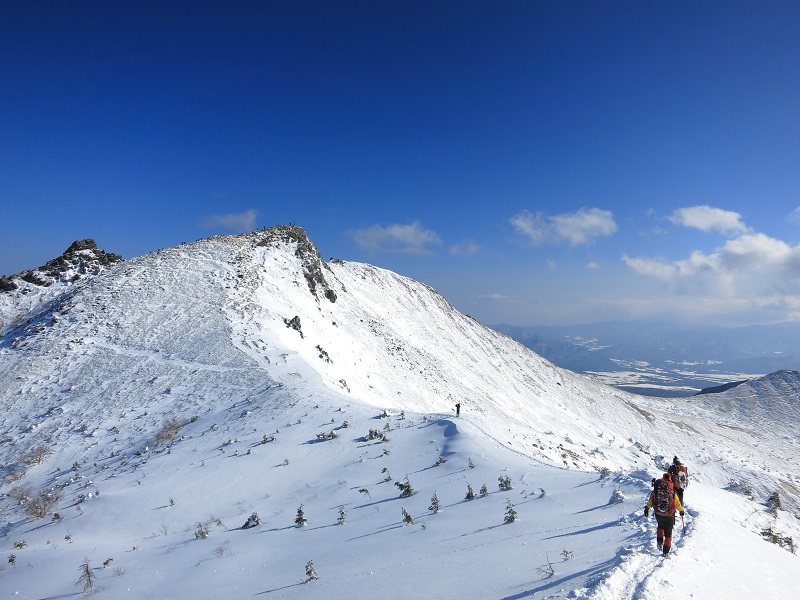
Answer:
[1,226,798,506]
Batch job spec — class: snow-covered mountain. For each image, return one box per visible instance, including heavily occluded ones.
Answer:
[1,226,798,599]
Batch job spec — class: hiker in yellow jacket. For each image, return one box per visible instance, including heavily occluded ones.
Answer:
[645,472,685,556]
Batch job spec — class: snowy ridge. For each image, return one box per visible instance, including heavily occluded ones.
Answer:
[1,226,798,599]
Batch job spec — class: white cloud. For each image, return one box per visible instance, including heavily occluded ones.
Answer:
[511,208,617,247]
[450,240,481,256]
[624,232,800,297]
[199,209,258,233]
[479,292,507,301]
[349,221,442,254]
[585,261,600,270]
[667,205,749,235]
[789,206,800,224]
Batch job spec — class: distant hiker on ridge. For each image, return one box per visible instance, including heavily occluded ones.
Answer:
[645,472,684,556]
[668,456,689,505]
[455,402,461,417]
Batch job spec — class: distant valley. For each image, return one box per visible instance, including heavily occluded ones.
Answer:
[492,321,800,397]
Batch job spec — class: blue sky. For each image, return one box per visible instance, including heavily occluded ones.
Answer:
[2,1,800,327]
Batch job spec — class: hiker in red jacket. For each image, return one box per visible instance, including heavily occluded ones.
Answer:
[645,472,684,556]
[668,456,689,505]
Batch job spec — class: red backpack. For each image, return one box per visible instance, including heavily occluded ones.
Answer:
[654,475,675,516]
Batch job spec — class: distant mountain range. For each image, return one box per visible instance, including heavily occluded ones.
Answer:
[491,321,800,397]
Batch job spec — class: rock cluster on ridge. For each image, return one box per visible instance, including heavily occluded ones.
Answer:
[1,239,123,292]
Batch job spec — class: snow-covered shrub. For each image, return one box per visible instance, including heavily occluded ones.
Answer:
[395,478,414,498]
[337,506,346,525]
[498,475,512,491]
[761,526,796,553]
[242,512,261,529]
[295,505,307,527]
[305,560,318,582]
[504,499,517,523]
[479,484,488,498]
[8,485,33,504]
[401,506,414,525]
[609,486,625,504]
[195,522,209,539]
[154,416,184,445]
[767,491,782,517]
[429,492,440,513]
[25,489,62,519]
[465,483,475,501]
[22,444,51,465]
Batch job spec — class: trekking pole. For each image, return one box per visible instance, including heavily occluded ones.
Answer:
[681,513,685,535]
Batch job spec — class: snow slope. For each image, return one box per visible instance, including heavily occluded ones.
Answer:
[1,226,798,599]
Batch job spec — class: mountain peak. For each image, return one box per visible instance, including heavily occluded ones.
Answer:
[1,238,123,292]
[254,225,337,302]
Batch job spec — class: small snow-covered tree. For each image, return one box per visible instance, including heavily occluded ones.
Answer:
[305,560,319,582]
[498,475,513,491]
[468,457,475,469]
[76,558,96,594]
[465,483,475,501]
[479,484,488,498]
[337,506,346,525]
[295,504,308,527]
[395,478,414,498]
[504,499,517,523]
[401,506,414,525]
[609,486,625,504]
[429,492,440,514]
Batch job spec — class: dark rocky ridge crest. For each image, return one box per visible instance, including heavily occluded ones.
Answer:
[1,239,123,293]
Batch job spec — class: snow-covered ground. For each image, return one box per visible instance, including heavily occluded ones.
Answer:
[1,226,798,598]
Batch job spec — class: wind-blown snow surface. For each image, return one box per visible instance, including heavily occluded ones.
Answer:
[1,226,798,599]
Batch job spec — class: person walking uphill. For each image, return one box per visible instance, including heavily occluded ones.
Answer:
[645,473,684,556]
[668,456,689,505]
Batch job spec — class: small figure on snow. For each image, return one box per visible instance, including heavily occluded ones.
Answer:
[667,456,689,505]
[644,472,684,556]
[455,402,461,417]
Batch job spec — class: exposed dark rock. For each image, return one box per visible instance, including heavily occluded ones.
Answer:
[0,276,19,292]
[1,239,123,293]
[284,315,303,338]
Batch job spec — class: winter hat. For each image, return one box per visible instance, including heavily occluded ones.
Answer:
[673,456,680,465]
